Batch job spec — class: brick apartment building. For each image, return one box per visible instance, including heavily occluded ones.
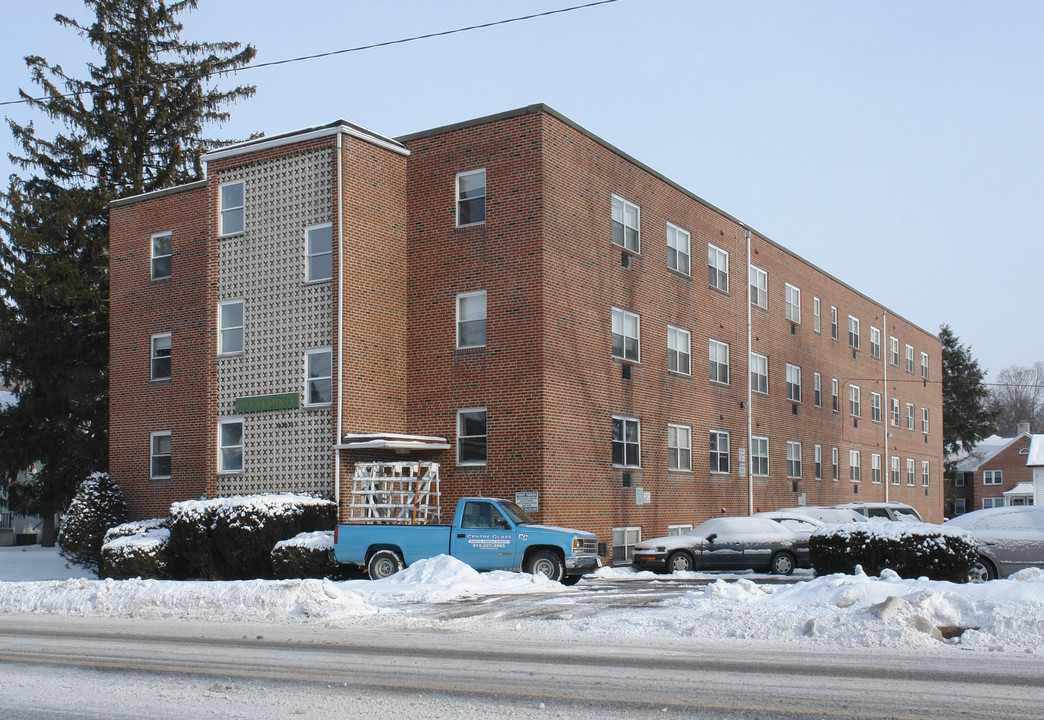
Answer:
[109,104,944,561]
[948,425,1035,515]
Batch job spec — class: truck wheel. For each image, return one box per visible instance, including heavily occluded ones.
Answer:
[560,575,583,586]
[526,551,564,582]
[367,550,404,580]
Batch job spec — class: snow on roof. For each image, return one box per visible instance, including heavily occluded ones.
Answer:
[1004,482,1035,497]
[954,433,1028,472]
[1027,435,1044,466]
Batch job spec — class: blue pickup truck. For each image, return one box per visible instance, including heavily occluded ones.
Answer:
[333,497,600,585]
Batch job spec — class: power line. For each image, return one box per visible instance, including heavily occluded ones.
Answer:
[1,0,620,109]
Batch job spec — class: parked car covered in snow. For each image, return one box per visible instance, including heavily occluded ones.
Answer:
[776,505,866,524]
[753,511,823,542]
[943,506,1044,581]
[833,501,922,522]
[631,517,808,575]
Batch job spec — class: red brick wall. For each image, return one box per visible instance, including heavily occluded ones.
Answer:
[977,435,1033,509]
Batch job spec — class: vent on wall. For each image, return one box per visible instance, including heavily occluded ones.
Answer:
[622,472,632,488]
[621,252,631,269]
[622,364,632,380]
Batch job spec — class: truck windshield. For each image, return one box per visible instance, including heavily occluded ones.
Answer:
[498,500,536,525]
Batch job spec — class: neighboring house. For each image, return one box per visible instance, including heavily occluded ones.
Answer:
[108,104,944,560]
[0,389,46,546]
[1028,434,1044,504]
[947,423,1034,515]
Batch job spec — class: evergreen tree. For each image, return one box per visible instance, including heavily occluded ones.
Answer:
[939,324,997,475]
[0,0,255,522]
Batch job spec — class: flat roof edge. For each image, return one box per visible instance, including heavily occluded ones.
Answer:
[109,179,207,209]
[204,121,408,163]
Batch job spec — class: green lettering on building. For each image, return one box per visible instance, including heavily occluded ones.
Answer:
[234,393,300,413]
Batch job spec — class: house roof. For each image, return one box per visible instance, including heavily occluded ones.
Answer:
[1027,435,1044,466]
[954,433,1030,472]
[1004,482,1035,497]
[202,119,408,162]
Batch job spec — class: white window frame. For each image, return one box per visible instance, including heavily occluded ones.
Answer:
[218,418,244,474]
[667,325,691,375]
[151,232,172,280]
[710,430,730,474]
[457,169,486,227]
[891,455,901,485]
[750,351,768,394]
[922,407,930,434]
[611,307,640,362]
[831,378,839,412]
[850,450,861,483]
[831,447,839,481]
[891,398,900,426]
[814,372,822,407]
[611,194,640,252]
[890,336,900,366]
[750,264,767,308]
[150,431,171,480]
[457,407,488,465]
[151,332,171,381]
[921,352,929,379]
[708,243,729,292]
[922,460,930,487]
[814,444,822,480]
[612,526,642,564]
[612,415,641,468]
[848,315,860,349]
[304,348,333,406]
[219,180,244,236]
[849,384,860,417]
[457,291,488,349]
[870,326,881,359]
[871,453,881,484]
[906,457,916,486]
[787,441,802,479]
[218,300,244,356]
[983,497,1005,510]
[751,436,769,477]
[954,497,966,514]
[667,222,690,275]
[871,392,882,423]
[305,223,333,283]
[785,283,801,323]
[667,524,693,536]
[983,470,1003,485]
[786,363,801,403]
[668,423,692,471]
[906,402,915,430]
[813,297,821,333]
[709,339,730,385]
[905,344,915,373]
[830,306,838,340]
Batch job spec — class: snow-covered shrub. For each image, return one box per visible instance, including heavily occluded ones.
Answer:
[57,472,129,573]
[169,494,336,579]
[100,519,171,579]
[809,521,978,581]
[271,530,349,579]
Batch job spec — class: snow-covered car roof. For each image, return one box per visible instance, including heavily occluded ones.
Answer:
[944,505,1044,532]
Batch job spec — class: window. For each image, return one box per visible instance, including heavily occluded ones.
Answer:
[984,470,1003,485]
[831,447,839,481]
[611,195,640,252]
[891,398,900,426]
[871,453,881,484]
[750,265,767,308]
[668,524,693,536]
[218,301,244,355]
[457,291,487,348]
[667,326,691,375]
[906,458,915,486]
[813,297,821,333]
[922,460,930,487]
[954,497,966,514]
[612,526,641,564]
[305,224,333,282]
[708,243,729,291]
[305,349,332,405]
[787,441,802,478]
[890,337,900,366]
[849,384,861,417]
[612,416,640,467]
[871,392,881,422]
[814,444,822,480]
[785,283,800,323]
[814,372,822,407]
[849,450,861,482]
[150,432,171,479]
[955,473,967,487]
[151,232,172,280]
[151,333,171,381]
[922,407,930,434]
[830,306,838,340]
[870,327,881,359]
[667,223,690,275]
[921,352,929,379]
[906,403,914,430]
[219,180,244,235]
[751,436,769,476]
[983,497,1005,510]
[709,339,730,384]
[457,169,486,226]
[848,316,860,349]
[458,408,488,465]
[905,344,914,373]
[218,419,243,473]
[710,431,730,473]
[668,423,691,471]
[786,364,801,402]
[611,308,640,362]
[831,378,839,412]
[750,352,768,394]
[891,456,901,485]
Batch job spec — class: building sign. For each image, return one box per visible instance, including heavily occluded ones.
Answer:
[234,393,300,413]
[515,491,539,513]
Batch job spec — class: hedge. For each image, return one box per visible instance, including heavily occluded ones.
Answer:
[100,519,171,579]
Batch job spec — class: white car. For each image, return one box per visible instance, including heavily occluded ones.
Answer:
[944,506,1044,580]
[753,511,823,542]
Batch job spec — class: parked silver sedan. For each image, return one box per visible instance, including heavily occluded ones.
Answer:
[943,506,1044,580]
[631,517,808,575]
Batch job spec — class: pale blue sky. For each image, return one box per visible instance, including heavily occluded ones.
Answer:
[3,1,1042,380]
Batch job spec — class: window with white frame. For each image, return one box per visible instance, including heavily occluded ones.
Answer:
[815,444,822,480]
[831,378,839,411]
[955,473,967,487]
[218,419,243,473]
[708,243,729,292]
[922,460,930,487]
[457,169,486,226]
[710,430,730,473]
[786,363,801,402]
[151,232,172,280]
[954,497,966,514]
[891,456,901,485]
[750,351,768,394]
[612,526,641,564]
[668,423,691,471]
[750,264,767,308]
[219,180,244,236]
[457,291,487,348]
[611,195,640,252]
[787,441,802,478]
[906,458,915,486]
[906,403,914,430]
[305,349,332,405]
[668,524,693,536]
[870,326,881,359]
[830,306,838,340]
[611,307,640,362]
[983,497,1005,510]
[849,384,861,417]
[849,450,861,482]
[751,436,769,476]
[667,223,690,275]
[905,344,914,373]
[871,392,881,422]
[921,352,929,379]
[305,224,333,282]
[814,372,822,407]
[218,301,244,355]
[612,416,640,467]
[848,316,860,349]
[922,407,930,434]
[150,431,171,479]
[871,453,881,484]
[890,336,900,366]
[831,446,839,481]
[709,339,730,384]
[785,283,800,323]
[891,398,900,426]
[667,325,691,375]
[457,408,487,465]
[813,297,821,332]
[984,470,1003,485]
[151,333,171,381]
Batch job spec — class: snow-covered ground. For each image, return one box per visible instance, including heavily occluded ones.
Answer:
[2,545,1043,655]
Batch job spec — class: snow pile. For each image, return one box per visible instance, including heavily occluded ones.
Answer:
[273,530,332,553]
[102,519,170,558]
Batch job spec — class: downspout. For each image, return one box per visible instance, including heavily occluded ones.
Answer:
[746,231,754,515]
[334,132,345,514]
[882,311,889,503]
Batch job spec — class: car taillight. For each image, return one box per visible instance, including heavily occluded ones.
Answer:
[334,525,338,544]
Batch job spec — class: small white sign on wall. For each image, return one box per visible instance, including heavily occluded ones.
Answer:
[515,491,539,513]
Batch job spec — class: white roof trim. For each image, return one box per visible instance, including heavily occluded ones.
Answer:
[203,123,408,163]
[334,432,450,451]
[1004,482,1034,496]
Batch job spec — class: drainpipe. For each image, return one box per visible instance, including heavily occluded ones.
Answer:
[334,132,345,514]
[882,311,889,503]
[746,230,754,515]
